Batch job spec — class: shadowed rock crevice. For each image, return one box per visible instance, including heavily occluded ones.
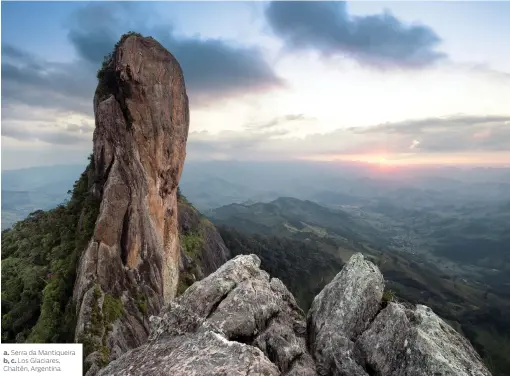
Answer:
[119,207,131,266]
[205,285,237,320]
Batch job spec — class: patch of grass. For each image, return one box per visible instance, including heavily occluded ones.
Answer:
[381,289,395,308]
[181,232,203,259]
[98,345,110,367]
[177,230,202,297]
[135,292,148,316]
[77,284,124,368]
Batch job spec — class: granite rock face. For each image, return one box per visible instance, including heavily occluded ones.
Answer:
[355,302,492,376]
[97,254,316,376]
[71,34,490,376]
[307,253,384,375]
[72,34,189,374]
[96,253,491,376]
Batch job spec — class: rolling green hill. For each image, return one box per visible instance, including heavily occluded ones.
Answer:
[207,197,391,246]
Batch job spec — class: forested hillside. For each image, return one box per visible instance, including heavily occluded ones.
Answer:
[218,226,344,310]
[1,157,99,343]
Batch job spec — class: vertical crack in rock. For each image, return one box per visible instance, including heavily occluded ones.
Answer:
[120,207,131,266]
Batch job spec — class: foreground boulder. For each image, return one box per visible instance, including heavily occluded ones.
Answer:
[308,253,384,375]
[72,33,190,374]
[307,253,491,376]
[97,253,490,376]
[97,254,315,375]
[355,303,492,376]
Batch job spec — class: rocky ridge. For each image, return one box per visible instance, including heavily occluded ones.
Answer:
[97,253,491,376]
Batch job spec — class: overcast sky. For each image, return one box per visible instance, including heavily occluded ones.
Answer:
[2,1,510,170]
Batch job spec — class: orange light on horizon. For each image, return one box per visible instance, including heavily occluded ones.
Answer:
[300,151,510,167]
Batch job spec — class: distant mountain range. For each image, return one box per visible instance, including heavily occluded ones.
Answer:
[2,164,86,230]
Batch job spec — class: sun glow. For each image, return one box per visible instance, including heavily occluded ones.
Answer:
[377,156,388,165]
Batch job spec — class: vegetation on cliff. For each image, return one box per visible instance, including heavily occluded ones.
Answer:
[77,284,124,372]
[176,189,231,297]
[96,31,144,101]
[1,155,100,343]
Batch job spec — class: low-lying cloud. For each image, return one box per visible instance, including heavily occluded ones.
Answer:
[186,115,510,161]
[1,122,91,146]
[245,114,316,130]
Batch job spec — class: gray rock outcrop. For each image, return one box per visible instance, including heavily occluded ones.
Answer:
[355,302,491,376]
[97,253,491,376]
[97,254,315,376]
[307,253,491,376]
[307,253,384,375]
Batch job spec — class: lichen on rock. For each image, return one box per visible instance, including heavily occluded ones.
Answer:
[355,302,492,376]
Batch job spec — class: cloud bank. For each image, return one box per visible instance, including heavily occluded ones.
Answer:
[1,2,283,121]
[187,115,510,161]
[265,1,446,69]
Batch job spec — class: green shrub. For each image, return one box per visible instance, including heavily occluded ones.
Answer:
[103,294,123,324]
[382,289,395,303]
[181,232,203,259]
[135,292,148,316]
